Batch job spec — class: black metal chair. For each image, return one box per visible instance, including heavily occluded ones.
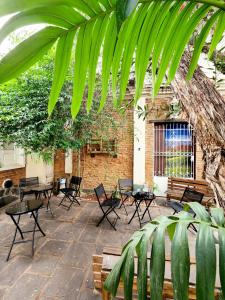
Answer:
[59,176,82,210]
[169,187,204,214]
[19,177,39,201]
[94,183,121,231]
[118,179,134,210]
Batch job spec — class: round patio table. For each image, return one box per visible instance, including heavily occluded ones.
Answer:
[128,191,155,228]
[32,184,54,217]
[5,199,45,261]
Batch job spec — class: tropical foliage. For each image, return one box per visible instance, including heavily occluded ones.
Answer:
[0,0,224,117]
[104,202,225,300]
[0,56,119,160]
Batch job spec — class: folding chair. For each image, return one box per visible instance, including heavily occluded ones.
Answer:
[94,184,121,231]
[19,177,39,201]
[169,187,204,215]
[59,176,82,210]
[118,179,134,210]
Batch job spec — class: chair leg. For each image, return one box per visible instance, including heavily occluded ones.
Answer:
[113,209,120,219]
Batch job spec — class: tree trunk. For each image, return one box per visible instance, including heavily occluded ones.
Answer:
[171,51,225,207]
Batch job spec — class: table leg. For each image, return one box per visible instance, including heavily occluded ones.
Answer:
[141,199,153,221]
[128,200,142,226]
[6,215,23,261]
[31,211,45,237]
[31,211,37,256]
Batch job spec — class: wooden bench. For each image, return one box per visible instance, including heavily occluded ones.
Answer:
[167,177,215,206]
[93,247,220,300]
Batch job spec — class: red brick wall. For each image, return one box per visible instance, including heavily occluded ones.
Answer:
[73,110,134,191]
[0,168,26,186]
[54,150,66,179]
[53,93,210,191]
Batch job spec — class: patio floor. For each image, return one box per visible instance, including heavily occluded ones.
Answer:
[0,196,195,300]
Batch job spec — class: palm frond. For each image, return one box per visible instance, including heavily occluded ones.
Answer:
[0,0,224,117]
[104,203,225,300]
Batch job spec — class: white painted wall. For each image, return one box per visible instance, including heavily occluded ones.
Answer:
[65,149,73,174]
[0,145,25,170]
[133,97,146,186]
[26,154,54,184]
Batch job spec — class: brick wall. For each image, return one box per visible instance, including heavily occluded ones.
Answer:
[0,167,26,186]
[73,110,134,191]
[54,150,66,179]
[53,91,213,191]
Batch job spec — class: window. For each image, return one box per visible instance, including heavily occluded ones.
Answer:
[154,122,195,178]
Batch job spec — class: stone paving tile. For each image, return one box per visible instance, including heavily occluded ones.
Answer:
[38,239,71,257]
[0,197,191,299]
[78,288,101,300]
[27,254,59,276]
[40,266,85,298]
[60,242,97,268]
[79,224,100,244]
[0,256,31,287]
[3,273,47,300]
[50,222,85,241]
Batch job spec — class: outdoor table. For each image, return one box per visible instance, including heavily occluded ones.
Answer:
[5,199,45,261]
[21,184,54,216]
[128,191,155,228]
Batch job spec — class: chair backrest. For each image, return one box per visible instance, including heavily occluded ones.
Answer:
[94,184,107,205]
[181,188,204,203]
[70,176,82,191]
[19,177,39,187]
[118,179,133,192]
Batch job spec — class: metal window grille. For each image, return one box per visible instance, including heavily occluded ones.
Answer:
[154,122,195,178]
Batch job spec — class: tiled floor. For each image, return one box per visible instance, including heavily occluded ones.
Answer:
[0,196,194,300]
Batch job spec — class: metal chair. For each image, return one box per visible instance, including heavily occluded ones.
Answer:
[94,183,121,231]
[118,179,134,210]
[19,177,39,201]
[169,187,204,214]
[59,176,82,210]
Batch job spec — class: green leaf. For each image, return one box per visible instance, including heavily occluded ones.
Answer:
[171,221,190,300]
[122,244,135,300]
[99,12,117,112]
[136,224,156,300]
[111,19,129,104]
[196,223,216,300]
[86,16,108,112]
[150,225,166,300]
[208,11,225,58]
[0,0,95,17]
[0,26,63,84]
[219,228,225,299]
[152,0,183,81]
[154,2,196,96]
[104,247,129,296]
[0,6,85,45]
[48,29,76,115]
[185,202,211,222]
[72,22,93,118]
[136,0,175,101]
[167,4,210,83]
[119,3,149,104]
[187,10,221,79]
[210,207,225,227]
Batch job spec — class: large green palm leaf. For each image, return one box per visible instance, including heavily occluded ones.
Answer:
[104,203,225,300]
[0,0,224,117]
